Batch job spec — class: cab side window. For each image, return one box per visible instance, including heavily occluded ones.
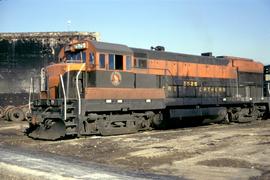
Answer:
[115,55,123,70]
[109,54,124,70]
[109,54,115,70]
[99,54,105,68]
[126,56,132,70]
[82,52,86,62]
[90,52,95,65]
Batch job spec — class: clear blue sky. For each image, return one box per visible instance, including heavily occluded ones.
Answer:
[1,0,270,64]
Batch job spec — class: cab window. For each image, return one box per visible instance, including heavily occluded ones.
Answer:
[126,56,132,70]
[109,54,115,70]
[66,52,86,62]
[99,54,105,68]
[115,55,123,70]
[90,53,94,64]
[82,52,86,62]
[109,54,124,70]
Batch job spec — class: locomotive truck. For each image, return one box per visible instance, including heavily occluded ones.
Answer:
[27,39,269,140]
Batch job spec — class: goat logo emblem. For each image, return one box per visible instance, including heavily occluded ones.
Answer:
[111,72,121,86]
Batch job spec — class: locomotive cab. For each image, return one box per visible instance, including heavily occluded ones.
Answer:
[40,40,89,100]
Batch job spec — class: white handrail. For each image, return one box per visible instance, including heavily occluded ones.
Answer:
[28,77,33,113]
[66,65,70,99]
[76,63,85,115]
[60,74,67,120]
[236,68,239,97]
[268,83,270,96]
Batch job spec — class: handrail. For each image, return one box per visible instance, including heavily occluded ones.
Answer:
[66,65,70,99]
[133,67,175,85]
[60,74,67,120]
[28,77,33,113]
[236,68,239,97]
[76,63,85,115]
[268,83,270,96]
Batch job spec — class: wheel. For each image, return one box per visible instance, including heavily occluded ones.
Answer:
[222,113,230,124]
[8,107,25,122]
[3,106,15,121]
[152,111,167,129]
[0,106,4,119]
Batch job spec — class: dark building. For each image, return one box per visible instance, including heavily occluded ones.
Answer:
[0,31,100,106]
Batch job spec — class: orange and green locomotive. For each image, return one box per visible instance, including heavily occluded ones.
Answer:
[27,39,269,140]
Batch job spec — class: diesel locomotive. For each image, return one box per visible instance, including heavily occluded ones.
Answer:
[27,39,270,140]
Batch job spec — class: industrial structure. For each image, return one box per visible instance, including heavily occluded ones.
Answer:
[0,32,100,107]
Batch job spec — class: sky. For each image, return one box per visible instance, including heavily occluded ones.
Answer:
[1,0,270,64]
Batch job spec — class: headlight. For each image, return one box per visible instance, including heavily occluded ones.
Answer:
[74,43,86,50]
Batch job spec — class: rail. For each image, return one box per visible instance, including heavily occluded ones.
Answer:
[133,67,176,86]
[76,63,85,115]
[60,75,67,120]
[66,65,70,99]
[268,83,270,96]
[28,77,33,113]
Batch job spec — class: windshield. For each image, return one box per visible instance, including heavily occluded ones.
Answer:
[65,51,86,63]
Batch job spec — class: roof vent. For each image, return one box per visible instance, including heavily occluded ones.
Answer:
[151,46,165,51]
[201,52,213,57]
